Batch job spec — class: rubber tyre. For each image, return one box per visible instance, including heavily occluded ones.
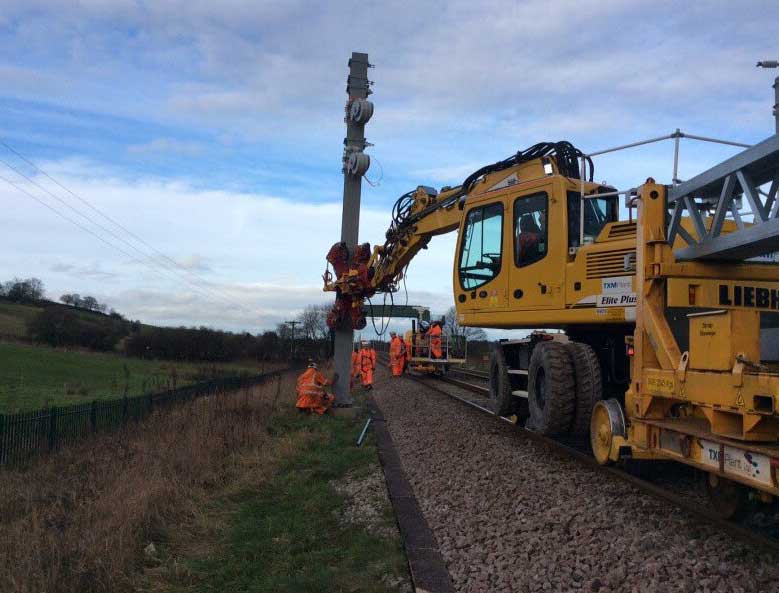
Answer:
[489,346,514,416]
[566,341,603,436]
[527,341,575,436]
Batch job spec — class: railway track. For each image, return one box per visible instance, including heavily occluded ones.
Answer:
[388,358,779,556]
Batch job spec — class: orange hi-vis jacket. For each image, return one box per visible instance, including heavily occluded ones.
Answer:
[351,350,360,378]
[359,347,377,386]
[295,367,332,415]
[427,324,443,358]
[389,336,406,377]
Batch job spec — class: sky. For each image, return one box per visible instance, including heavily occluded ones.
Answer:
[0,0,777,336]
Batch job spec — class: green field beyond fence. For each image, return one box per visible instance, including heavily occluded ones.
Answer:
[0,342,268,412]
[0,370,283,466]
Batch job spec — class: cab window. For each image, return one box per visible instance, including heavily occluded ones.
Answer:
[567,191,618,247]
[459,203,503,290]
[514,192,548,267]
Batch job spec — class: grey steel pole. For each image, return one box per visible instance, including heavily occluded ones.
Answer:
[332,52,373,406]
[672,128,681,186]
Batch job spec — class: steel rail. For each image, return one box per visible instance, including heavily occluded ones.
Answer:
[391,366,779,557]
[448,368,488,381]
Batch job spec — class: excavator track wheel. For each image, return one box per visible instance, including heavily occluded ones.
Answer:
[527,341,575,436]
[589,399,626,465]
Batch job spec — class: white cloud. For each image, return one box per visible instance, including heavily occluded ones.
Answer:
[0,160,455,332]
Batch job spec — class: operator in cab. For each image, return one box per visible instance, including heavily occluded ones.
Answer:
[388,331,406,377]
[295,361,337,415]
[358,340,377,389]
[517,214,542,264]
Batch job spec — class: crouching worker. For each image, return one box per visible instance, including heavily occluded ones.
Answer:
[296,361,337,415]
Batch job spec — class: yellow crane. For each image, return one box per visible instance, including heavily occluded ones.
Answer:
[324,138,779,517]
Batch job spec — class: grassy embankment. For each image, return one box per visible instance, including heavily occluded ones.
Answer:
[0,341,274,412]
[0,369,410,593]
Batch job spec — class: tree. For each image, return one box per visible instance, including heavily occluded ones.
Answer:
[298,304,329,340]
[444,306,487,341]
[5,277,45,303]
[81,296,99,311]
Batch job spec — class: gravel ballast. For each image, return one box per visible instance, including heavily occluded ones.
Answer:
[372,370,779,593]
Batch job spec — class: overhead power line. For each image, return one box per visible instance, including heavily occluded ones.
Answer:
[0,139,258,315]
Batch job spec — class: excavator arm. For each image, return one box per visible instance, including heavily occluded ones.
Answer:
[322,141,593,330]
[322,184,462,330]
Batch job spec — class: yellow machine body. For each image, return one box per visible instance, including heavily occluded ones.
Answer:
[324,144,779,497]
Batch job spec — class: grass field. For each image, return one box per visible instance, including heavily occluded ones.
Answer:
[2,368,410,593]
[0,301,41,339]
[148,400,409,593]
[0,341,272,412]
[181,414,408,593]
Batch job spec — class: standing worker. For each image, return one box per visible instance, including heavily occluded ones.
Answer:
[388,331,406,377]
[359,340,377,389]
[296,361,337,415]
[427,320,443,359]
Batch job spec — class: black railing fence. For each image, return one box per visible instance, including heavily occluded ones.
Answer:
[0,371,283,466]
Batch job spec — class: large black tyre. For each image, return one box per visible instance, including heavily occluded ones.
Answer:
[527,341,575,436]
[489,346,514,416]
[566,341,603,436]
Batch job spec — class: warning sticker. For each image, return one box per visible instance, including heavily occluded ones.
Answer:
[699,440,772,486]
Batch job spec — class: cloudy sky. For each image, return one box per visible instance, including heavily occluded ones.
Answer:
[0,1,776,334]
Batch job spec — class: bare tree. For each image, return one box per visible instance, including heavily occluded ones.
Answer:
[81,296,99,311]
[5,277,45,303]
[297,304,330,340]
[444,306,487,341]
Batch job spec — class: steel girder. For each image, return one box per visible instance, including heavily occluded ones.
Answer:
[668,135,779,261]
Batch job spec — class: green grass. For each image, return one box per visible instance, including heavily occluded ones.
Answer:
[183,414,409,593]
[0,341,269,412]
[0,301,42,339]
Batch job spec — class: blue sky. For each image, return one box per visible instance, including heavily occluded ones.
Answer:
[0,1,777,334]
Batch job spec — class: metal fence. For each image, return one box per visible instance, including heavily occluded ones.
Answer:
[0,371,282,467]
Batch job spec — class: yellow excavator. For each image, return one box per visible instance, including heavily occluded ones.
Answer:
[324,138,779,516]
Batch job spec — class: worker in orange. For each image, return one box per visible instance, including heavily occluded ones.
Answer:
[358,340,377,389]
[350,344,360,388]
[427,320,443,359]
[388,331,406,377]
[295,361,336,415]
